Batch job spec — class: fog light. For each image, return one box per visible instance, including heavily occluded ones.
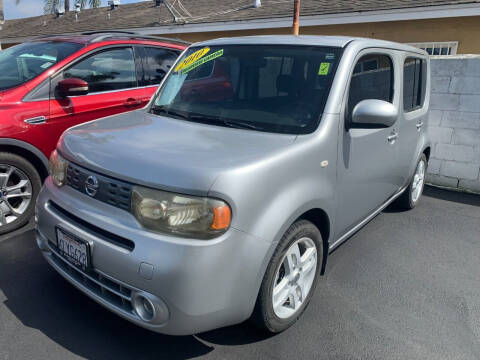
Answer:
[133,295,155,322]
[132,292,169,324]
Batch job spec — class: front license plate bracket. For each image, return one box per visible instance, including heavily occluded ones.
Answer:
[55,227,91,271]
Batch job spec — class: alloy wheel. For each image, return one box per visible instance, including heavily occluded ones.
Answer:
[411,159,426,203]
[272,237,317,319]
[0,164,33,226]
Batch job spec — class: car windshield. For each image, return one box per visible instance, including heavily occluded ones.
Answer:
[151,45,342,134]
[0,41,83,91]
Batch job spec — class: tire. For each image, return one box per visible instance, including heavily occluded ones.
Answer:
[251,220,324,333]
[394,154,428,210]
[0,152,42,235]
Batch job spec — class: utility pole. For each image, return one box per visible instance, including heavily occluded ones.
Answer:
[0,0,4,26]
[0,0,4,50]
[292,0,300,35]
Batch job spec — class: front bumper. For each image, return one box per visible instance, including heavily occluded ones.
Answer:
[35,178,271,335]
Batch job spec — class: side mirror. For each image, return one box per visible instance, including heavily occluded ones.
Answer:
[57,78,89,98]
[351,99,398,128]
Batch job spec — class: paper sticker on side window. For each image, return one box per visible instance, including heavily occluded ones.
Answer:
[41,62,53,69]
[182,49,224,74]
[175,47,210,73]
[318,62,331,76]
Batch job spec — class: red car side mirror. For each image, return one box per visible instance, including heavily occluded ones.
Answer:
[57,78,89,98]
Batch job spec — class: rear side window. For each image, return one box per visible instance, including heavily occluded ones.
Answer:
[64,47,137,93]
[348,54,394,116]
[403,57,427,112]
[143,47,179,86]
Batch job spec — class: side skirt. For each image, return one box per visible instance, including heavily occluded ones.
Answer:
[328,185,408,253]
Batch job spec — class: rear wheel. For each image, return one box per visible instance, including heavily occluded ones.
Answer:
[251,220,323,333]
[0,153,41,235]
[395,154,427,210]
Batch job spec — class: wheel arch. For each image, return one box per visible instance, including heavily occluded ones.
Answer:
[423,146,431,161]
[296,208,330,274]
[0,139,49,180]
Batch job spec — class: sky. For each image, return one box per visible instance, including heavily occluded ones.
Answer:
[3,0,148,20]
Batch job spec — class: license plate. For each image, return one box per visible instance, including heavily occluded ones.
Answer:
[56,228,90,270]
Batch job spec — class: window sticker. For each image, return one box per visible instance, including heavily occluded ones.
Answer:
[318,62,331,76]
[174,47,210,73]
[181,49,224,74]
[325,53,335,60]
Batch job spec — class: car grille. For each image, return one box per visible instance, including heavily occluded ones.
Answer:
[48,245,138,318]
[66,162,132,211]
[49,201,135,251]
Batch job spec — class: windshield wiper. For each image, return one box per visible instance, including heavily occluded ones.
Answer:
[152,109,264,131]
[223,120,263,131]
[190,115,263,131]
[151,106,190,120]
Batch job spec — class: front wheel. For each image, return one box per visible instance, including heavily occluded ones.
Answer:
[0,153,41,235]
[251,220,323,333]
[394,154,427,210]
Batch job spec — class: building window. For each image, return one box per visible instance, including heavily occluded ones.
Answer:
[407,42,458,56]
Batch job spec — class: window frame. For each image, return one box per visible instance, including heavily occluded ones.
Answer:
[402,56,427,113]
[50,45,140,98]
[345,50,396,129]
[139,45,182,87]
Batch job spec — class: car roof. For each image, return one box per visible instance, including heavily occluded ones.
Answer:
[193,35,426,55]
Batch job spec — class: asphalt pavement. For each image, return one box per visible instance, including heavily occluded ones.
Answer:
[1,186,480,360]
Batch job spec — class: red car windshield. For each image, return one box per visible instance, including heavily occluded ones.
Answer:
[0,41,82,91]
[152,45,342,134]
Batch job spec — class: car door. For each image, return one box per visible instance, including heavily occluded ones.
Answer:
[334,50,403,239]
[397,55,429,182]
[138,46,181,101]
[47,46,145,150]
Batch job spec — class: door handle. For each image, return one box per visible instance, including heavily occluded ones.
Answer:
[416,121,424,130]
[24,116,47,125]
[123,98,142,107]
[387,132,399,143]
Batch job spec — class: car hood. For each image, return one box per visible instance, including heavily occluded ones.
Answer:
[59,110,296,195]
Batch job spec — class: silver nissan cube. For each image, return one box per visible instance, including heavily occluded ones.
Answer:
[36,36,430,335]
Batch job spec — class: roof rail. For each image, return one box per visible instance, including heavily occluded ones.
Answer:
[81,30,136,35]
[31,31,190,46]
[88,32,191,45]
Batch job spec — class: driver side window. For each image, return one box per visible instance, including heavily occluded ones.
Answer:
[63,47,137,93]
[348,54,394,117]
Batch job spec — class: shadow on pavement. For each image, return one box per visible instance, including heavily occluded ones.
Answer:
[197,322,273,346]
[0,217,35,243]
[423,185,480,206]
[382,185,479,214]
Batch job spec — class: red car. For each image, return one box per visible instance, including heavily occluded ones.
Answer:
[0,32,187,234]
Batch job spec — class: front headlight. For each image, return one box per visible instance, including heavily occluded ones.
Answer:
[49,150,68,187]
[131,186,231,239]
